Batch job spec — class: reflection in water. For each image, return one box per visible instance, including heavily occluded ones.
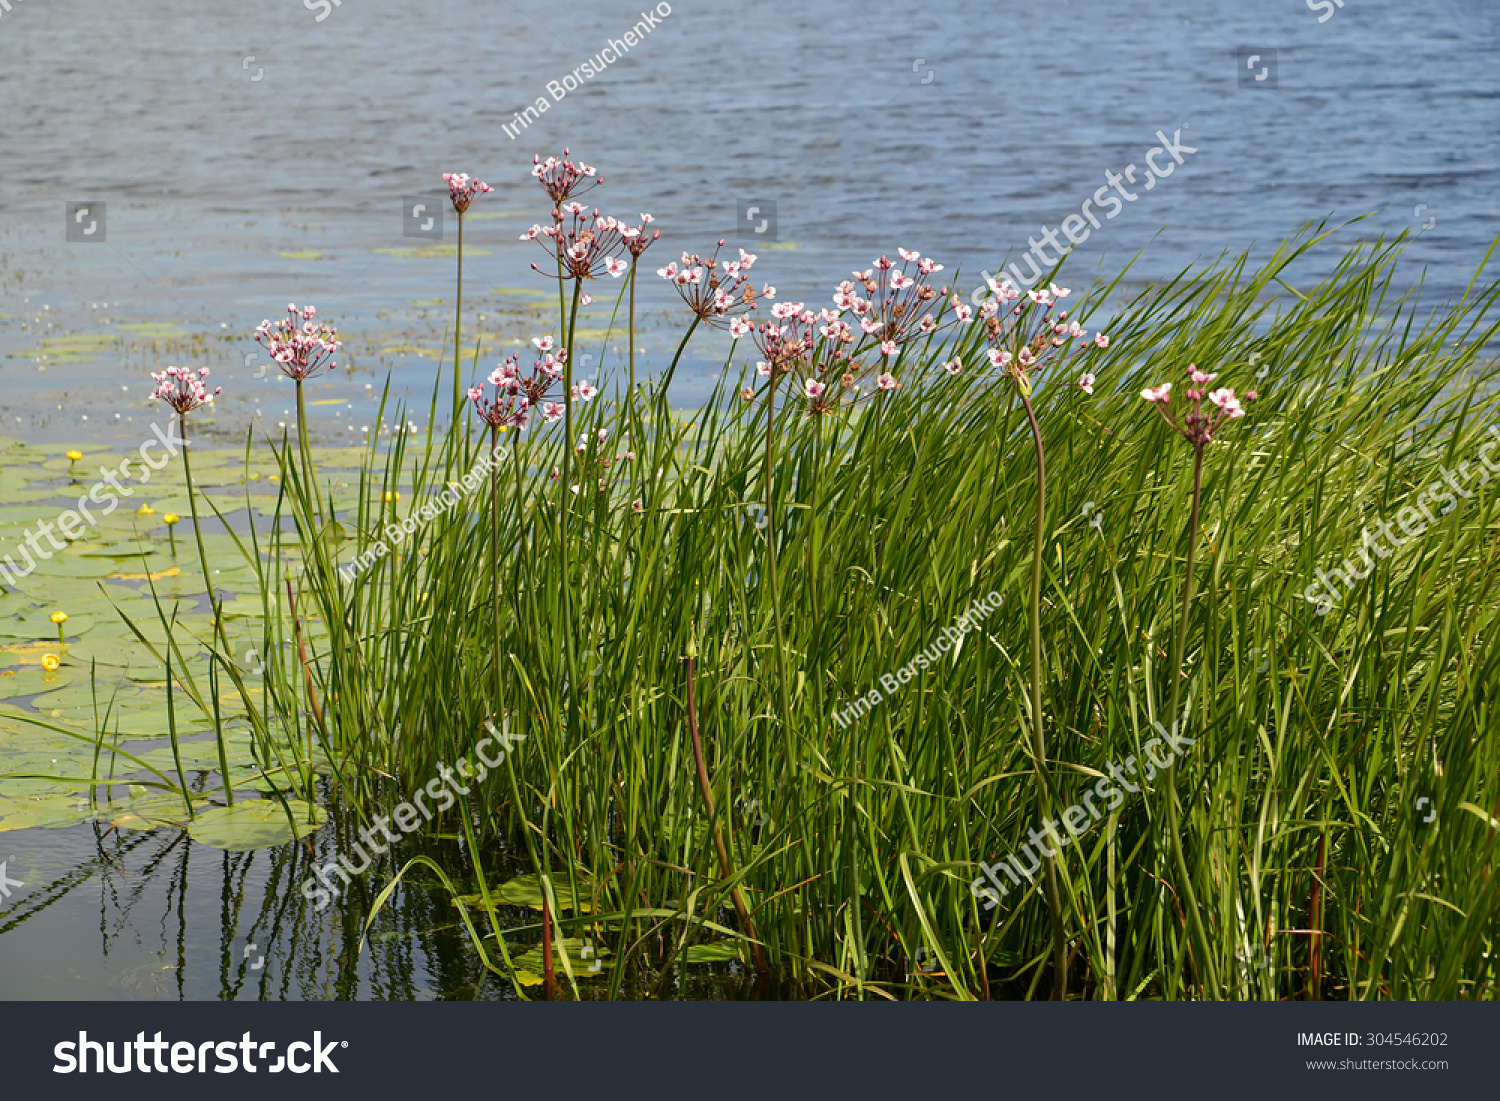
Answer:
[0,808,517,1000]
[0,801,774,999]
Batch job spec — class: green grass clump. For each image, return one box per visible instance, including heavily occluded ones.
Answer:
[183,218,1500,1000]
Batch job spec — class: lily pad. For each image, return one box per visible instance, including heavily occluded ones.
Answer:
[186,799,325,850]
[494,873,595,913]
[510,939,611,985]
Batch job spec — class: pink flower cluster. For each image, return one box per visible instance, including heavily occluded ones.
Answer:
[975,279,1107,392]
[151,366,221,415]
[738,299,902,415]
[657,241,769,326]
[1140,364,1254,448]
[468,337,597,430]
[834,249,965,355]
[531,151,600,205]
[523,203,632,282]
[443,172,493,214]
[254,304,341,382]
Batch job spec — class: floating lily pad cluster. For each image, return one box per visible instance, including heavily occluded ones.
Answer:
[0,434,382,849]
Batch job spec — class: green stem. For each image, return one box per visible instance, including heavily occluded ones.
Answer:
[763,373,792,726]
[561,278,583,736]
[1019,391,1067,1000]
[1165,445,1219,998]
[645,315,703,510]
[454,210,465,427]
[628,258,638,397]
[295,379,323,528]
[491,423,502,711]
[180,412,231,808]
[653,314,701,423]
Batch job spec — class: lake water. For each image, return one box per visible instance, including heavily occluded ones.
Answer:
[1,0,1497,446]
[0,0,1497,998]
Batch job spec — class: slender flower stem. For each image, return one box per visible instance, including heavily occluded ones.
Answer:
[295,379,323,528]
[763,374,792,726]
[491,423,502,710]
[1019,391,1067,1001]
[628,258,639,397]
[453,210,465,426]
[1164,445,1219,998]
[560,279,583,736]
[654,315,700,413]
[180,412,232,807]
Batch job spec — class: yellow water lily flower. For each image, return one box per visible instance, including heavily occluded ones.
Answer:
[137,503,155,515]
[66,449,83,461]
[164,514,180,525]
[42,654,60,672]
[50,612,68,625]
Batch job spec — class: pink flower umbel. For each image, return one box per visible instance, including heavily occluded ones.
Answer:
[151,366,220,414]
[468,358,531,431]
[531,150,601,204]
[443,173,493,214]
[659,241,769,328]
[524,204,630,282]
[832,249,963,357]
[1077,372,1096,395]
[975,276,1105,396]
[254,304,340,381]
[476,340,597,430]
[1141,365,1253,450]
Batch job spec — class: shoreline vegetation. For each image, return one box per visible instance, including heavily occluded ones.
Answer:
[2,151,1498,1001]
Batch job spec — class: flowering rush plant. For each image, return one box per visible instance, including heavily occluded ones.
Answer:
[254,304,341,382]
[834,248,971,359]
[657,241,769,326]
[735,249,972,414]
[531,150,600,205]
[443,172,492,213]
[469,337,597,429]
[739,301,895,415]
[1134,363,1254,450]
[151,366,220,414]
[968,278,1107,396]
[1140,364,1254,450]
[522,203,631,281]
